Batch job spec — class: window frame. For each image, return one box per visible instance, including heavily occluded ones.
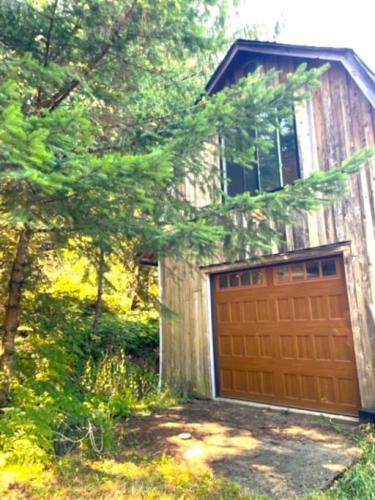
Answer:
[273,257,340,286]
[221,114,301,196]
[215,268,266,292]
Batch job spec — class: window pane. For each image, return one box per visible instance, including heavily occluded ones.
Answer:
[219,275,228,288]
[290,264,305,280]
[258,130,281,191]
[306,261,320,279]
[251,269,264,285]
[229,273,240,287]
[225,128,258,195]
[280,118,300,185]
[226,162,245,196]
[322,259,336,276]
[241,271,251,286]
[244,165,259,194]
[277,266,289,282]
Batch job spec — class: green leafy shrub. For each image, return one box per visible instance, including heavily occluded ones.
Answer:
[318,426,375,499]
[90,311,159,362]
[0,293,163,467]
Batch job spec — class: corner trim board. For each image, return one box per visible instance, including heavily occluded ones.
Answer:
[208,274,220,398]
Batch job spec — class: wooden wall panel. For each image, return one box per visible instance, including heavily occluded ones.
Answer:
[161,259,212,397]
[161,55,375,408]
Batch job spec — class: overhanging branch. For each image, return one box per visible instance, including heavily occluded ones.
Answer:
[45,0,138,111]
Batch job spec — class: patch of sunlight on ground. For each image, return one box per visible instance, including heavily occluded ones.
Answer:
[346,446,363,458]
[169,432,261,467]
[159,421,183,429]
[250,464,274,473]
[164,420,261,468]
[274,425,331,441]
[184,444,206,460]
[323,463,346,472]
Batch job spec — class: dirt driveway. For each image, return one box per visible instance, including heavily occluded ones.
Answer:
[126,400,361,498]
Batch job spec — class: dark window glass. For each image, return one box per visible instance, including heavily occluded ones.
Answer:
[226,161,258,196]
[226,162,245,196]
[244,163,259,193]
[258,130,281,191]
[280,118,300,185]
[222,111,299,196]
[229,273,240,287]
[322,259,336,276]
[241,271,251,286]
[306,261,320,279]
[219,275,228,288]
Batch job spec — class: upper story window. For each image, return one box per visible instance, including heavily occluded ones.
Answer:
[222,115,300,196]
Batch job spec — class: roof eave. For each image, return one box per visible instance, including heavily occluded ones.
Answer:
[206,41,375,109]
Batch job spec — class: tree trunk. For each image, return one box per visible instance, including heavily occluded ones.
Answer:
[130,263,151,311]
[93,248,105,333]
[0,227,33,406]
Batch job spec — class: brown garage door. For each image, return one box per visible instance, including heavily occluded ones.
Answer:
[214,256,360,415]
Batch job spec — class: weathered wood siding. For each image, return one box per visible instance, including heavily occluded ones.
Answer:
[160,55,375,407]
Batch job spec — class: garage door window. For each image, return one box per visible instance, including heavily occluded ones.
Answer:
[276,258,337,284]
[217,269,265,290]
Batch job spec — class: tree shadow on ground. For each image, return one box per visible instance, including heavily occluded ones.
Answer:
[119,400,362,498]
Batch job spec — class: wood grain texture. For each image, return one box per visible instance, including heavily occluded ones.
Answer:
[215,256,360,415]
[160,55,375,409]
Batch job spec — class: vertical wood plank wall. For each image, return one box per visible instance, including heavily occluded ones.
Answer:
[160,56,375,407]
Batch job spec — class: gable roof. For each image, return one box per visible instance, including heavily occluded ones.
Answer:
[206,40,375,108]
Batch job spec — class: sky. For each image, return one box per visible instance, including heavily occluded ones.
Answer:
[231,0,375,71]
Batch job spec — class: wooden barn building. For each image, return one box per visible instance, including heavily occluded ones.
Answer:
[159,41,375,417]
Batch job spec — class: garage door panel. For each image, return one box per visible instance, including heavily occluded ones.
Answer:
[332,335,355,362]
[220,334,274,358]
[218,336,232,356]
[217,300,276,322]
[217,297,350,324]
[220,336,277,360]
[220,369,358,413]
[214,256,360,415]
[337,377,359,406]
[218,331,355,362]
[219,356,355,374]
[219,357,277,371]
[217,322,278,332]
[220,369,278,399]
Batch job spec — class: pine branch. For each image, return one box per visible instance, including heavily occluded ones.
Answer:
[35,0,59,109]
[43,0,59,67]
[46,0,138,111]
